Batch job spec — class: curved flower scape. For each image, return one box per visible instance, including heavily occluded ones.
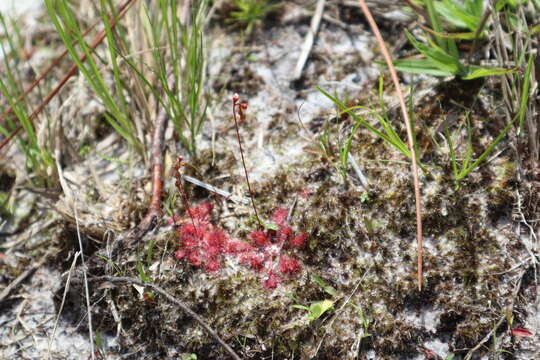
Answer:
[173,203,307,289]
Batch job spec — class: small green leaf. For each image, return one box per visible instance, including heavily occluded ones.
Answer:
[136,260,151,283]
[292,305,310,311]
[360,191,369,203]
[436,0,482,31]
[530,23,540,35]
[97,255,123,275]
[263,221,279,231]
[391,59,455,77]
[94,331,103,348]
[461,65,517,80]
[311,275,337,296]
[307,300,334,321]
[404,30,461,74]
[420,26,478,40]
[146,238,156,267]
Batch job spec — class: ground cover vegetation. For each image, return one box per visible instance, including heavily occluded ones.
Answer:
[0,0,539,359]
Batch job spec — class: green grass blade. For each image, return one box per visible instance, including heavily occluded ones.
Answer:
[317,87,414,161]
[425,0,449,51]
[461,113,474,171]
[391,59,455,77]
[517,53,535,134]
[404,30,461,74]
[45,0,141,152]
[456,118,515,181]
[461,65,518,80]
[445,128,460,180]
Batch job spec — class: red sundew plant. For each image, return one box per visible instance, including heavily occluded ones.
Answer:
[173,202,229,272]
[240,207,308,289]
[173,203,307,289]
[172,94,308,289]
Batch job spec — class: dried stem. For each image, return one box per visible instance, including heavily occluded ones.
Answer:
[357,0,424,290]
[0,0,138,154]
[173,156,197,228]
[0,5,117,128]
[90,276,242,360]
[137,99,169,232]
[402,0,428,16]
[232,93,262,228]
[467,8,492,63]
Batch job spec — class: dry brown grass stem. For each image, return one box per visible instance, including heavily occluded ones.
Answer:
[0,20,98,126]
[0,0,138,154]
[357,0,424,290]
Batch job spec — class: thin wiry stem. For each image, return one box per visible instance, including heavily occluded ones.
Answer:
[232,93,262,228]
[173,156,197,229]
[357,0,424,290]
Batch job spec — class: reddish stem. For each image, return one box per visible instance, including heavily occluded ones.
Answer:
[147,104,168,219]
[357,0,424,291]
[173,157,196,228]
[232,94,262,228]
[0,14,104,128]
[0,0,138,154]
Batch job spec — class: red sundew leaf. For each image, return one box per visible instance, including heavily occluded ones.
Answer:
[421,348,436,359]
[250,230,271,247]
[298,189,311,198]
[270,208,288,226]
[205,244,221,257]
[263,271,280,289]
[207,229,227,249]
[511,328,533,337]
[278,256,301,274]
[168,216,181,225]
[182,235,200,249]
[225,240,255,254]
[289,233,308,247]
[179,223,200,238]
[205,257,221,272]
[239,253,265,271]
[186,251,202,266]
[276,225,293,244]
[188,202,214,220]
[174,249,186,259]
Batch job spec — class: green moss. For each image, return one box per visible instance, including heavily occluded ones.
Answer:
[77,78,526,359]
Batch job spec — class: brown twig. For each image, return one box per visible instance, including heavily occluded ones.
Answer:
[467,8,492,64]
[127,73,175,241]
[401,0,427,16]
[232,93,262,228]
[0,0,138,154]
[90,276,242,360]
[108,73,174,254]
[145,100,169,220]
[173,156,197,228]
[293,0,326,80]
[357,0,424,290]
